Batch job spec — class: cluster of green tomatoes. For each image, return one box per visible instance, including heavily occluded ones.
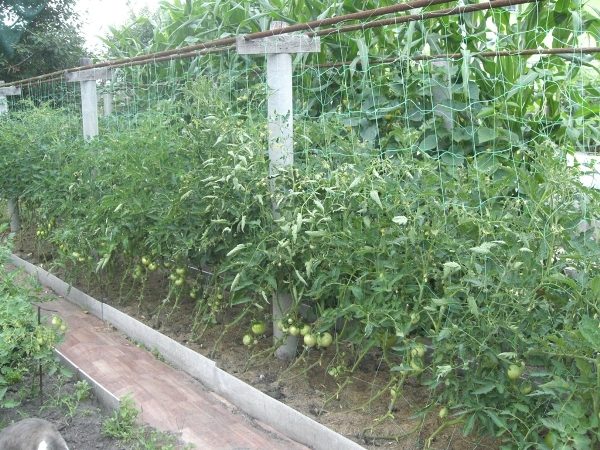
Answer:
[277,318,333,349]
[242,318,333,350]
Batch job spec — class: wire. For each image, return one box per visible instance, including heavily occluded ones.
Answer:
[2,0,542,87]
[317,46,600,69]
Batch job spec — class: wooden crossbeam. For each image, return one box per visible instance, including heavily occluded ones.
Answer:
[65,67,112,82]
[236,34,320,55]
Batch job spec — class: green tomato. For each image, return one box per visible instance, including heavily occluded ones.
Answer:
[438,406,448,419]
[411,344,426,358]
[242,334,253,346]
[303,334,317,348]
[410,358,423,372]
[317,332,333,348]
[176,267,186,275]
[141,257,149,266]
[51,316,61,327]
[507,364,523,380]
[520,382,533,395]
[300,324,311,336]
[544,431,557,448]
[288,325,300,336]
[174,278,184,286]
[251,322,266,335]
[148,263,157,271]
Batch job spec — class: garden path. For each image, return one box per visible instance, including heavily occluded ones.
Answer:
[43,296,309,450]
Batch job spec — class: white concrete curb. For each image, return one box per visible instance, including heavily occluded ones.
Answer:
[54,349,120,412]
[10,254,365,450]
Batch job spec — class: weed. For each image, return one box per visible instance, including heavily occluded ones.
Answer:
[43,379,91,419]
[102,396,192,449]
[102,395,139,440]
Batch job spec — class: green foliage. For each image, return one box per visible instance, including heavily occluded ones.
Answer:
[101,0,600,153]
[2,77,599,446]
[1,0,599,447]
[101,394,181,449]
[102,395,139,440]
[42,378,91,418]
[0,103,82,201]
[0,231,64,408]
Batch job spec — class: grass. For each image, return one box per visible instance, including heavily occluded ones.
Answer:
[102,396,194,449]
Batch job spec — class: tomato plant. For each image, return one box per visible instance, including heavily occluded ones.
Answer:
[1,50,599,447]
[0,234,64,408]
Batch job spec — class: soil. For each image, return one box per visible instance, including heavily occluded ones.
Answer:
[1,370,128,450]
[13,231,498,450]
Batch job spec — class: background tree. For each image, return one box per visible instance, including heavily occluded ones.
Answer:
[0,0,86,82]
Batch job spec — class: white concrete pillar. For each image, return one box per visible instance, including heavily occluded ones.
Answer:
[236,22,320,360]
[0,81,22,232]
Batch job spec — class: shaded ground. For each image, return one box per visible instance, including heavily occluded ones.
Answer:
[14,231,498,450]
[0,356,188,450]
[1,370,127,450]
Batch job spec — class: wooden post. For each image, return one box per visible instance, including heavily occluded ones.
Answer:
[0,81,23,233]
[237,23,320,360]
[65,58,112,140]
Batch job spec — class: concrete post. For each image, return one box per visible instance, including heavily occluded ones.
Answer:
[7,199,20,233]
[0,81,22,233]
[103,92,113,117]
[79,58,98,139]
[236,22,320,360]
[266,22,297,360]
[65,58,112,140]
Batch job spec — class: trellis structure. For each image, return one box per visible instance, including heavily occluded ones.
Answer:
[1,1,599,446]
[2,0,600,357]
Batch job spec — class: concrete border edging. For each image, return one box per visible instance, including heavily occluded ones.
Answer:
[54,349,120,412]
[10,254,365,450]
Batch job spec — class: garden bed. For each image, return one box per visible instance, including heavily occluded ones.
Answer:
[13,234,495,450]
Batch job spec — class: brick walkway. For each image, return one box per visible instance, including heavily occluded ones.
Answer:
[44,298,309,450]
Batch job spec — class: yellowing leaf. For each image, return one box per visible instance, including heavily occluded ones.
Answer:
[295,269,307,286]
[230,273,241,291]
[349,176,361,189]
[370,190,383,209]
[180,190,193,201]
[226,243,247,257]
[314,199,325,213]
[392,215,408,225]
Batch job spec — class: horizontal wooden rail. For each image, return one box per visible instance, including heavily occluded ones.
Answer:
[3,0,542,87]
